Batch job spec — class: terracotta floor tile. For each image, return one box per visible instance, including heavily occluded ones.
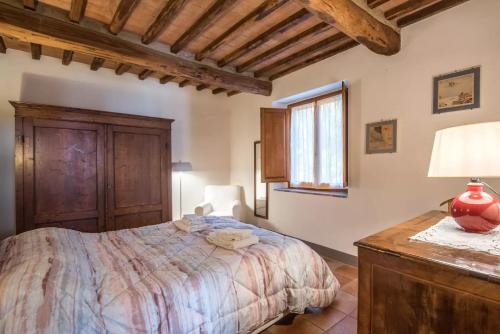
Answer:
[334,274,352,287]
[331,291,357,315]
[340,279,358,297]
[296,306,347,331]
[328,316,357,334]
[350,307,358,319]
[263,319,324,334]
[334,265,358,280]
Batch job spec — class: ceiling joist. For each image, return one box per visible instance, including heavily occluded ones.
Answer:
[170,0,235,54]
[115,63,131,75]
[109,0,142,35]
[297,0,401,55]
[195,0,289,61]
[90,57,105,71]
[142,0,189,45]
[30,43,41,59]
[69,0,87,23]
[62,50,73,65]
[0,36,6,53]
[0,1,272,95]
[218,8,312,67]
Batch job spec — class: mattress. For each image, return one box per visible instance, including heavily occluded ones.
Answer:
[0,216,339,333]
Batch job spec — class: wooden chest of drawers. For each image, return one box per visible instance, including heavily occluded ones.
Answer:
[355,211,500,334]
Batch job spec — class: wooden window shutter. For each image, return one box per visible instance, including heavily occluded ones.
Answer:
[260,108,290,182]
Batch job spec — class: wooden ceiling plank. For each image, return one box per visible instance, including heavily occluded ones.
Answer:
[23,0,37,10]
[397,0,469,27]
[195,0,289,61]
[217,9,312,67]
[0,2,272,95]
[386,0,437,20]
[115,63,131,75]
[236,22,330,73]
[0,36,6,53]
[212,88,227,94]
[296,0,400,55]
[109,0,142,34]
[30,43,41,59]
[138,69,154,80]
[196,84,208,91]
[90,57,105,71]
[255,32,348,77]
[170,0,235,54]
[269,40,359,80]
[69,0,87,23]
[141,0,189,45]
[367,0,390,9]
[159,75,175,84]
[62,50,73,65]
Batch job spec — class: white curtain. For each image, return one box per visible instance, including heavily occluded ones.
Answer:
[290,103,315,185]
[318,95,344,188]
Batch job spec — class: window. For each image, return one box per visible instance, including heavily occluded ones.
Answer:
[289,90,347,191]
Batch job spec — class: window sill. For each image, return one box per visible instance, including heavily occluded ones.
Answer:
[274,187,348,198]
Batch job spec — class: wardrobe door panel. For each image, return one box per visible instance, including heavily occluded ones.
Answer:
[22,119,105,233]
[107,125,171,230]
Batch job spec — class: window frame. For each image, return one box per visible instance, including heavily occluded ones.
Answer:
[287,87,348,192]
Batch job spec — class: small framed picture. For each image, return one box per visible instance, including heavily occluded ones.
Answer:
[366,120,397,154]
[433,67,480,114]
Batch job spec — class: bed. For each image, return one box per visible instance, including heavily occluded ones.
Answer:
[0,216,339,333]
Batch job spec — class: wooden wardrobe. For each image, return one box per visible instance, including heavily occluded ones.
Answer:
[13,102,173,234]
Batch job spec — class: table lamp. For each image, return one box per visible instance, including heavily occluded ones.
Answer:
[428,121,500,233]
[172,161,193,219]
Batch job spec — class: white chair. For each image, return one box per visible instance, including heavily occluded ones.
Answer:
[195,185,242,220]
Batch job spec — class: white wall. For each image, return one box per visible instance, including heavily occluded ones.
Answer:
[228,0,500,255]
[0,50,231,239]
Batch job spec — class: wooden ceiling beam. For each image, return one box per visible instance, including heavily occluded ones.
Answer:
[227,91,240,97]
[138,69,154,80]
[212,88,226,95]
[178,79,190,87]
[109,0,142,34]
[141,0,189,45]
[196,84,208,91]
[236,22,330,73]
[296,0,400,55]
[397,0,469,27]
[69,0,87,23]
[0,36,6,53]
[22,0,36,10]
[170,0,235,54]
[255,32,349,78]
[385,0,436,20]
[367,0,390,9]
[159,75,175,84]
[115,63,131,75]
[218,9,312,67]
[0,2,272,95]
[269,40,359,80]
[90,57,104,71]
[195,0,289,61]
[62,50,73,65]
[30,43,41,59]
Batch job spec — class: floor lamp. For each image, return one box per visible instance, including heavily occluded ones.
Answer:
[172,161,192,219]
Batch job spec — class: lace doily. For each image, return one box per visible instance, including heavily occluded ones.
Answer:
[410,216,500,256]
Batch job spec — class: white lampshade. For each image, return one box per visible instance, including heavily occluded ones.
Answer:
[428,122,500,177]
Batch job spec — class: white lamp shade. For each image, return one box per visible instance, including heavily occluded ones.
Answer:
[428,122,500,177]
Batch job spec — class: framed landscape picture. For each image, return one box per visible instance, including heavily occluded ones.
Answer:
[433,67,480,114]
[366,120,397,154]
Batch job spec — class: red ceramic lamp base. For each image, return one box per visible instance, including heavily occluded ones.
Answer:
[451,183,500,233]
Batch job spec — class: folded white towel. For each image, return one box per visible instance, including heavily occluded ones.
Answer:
[174,220,209,233]
[213,228,253,242]
[207,232,259,250]
[182,214,206,225]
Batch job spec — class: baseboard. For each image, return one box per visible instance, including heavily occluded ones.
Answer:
[301,240,358,267]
